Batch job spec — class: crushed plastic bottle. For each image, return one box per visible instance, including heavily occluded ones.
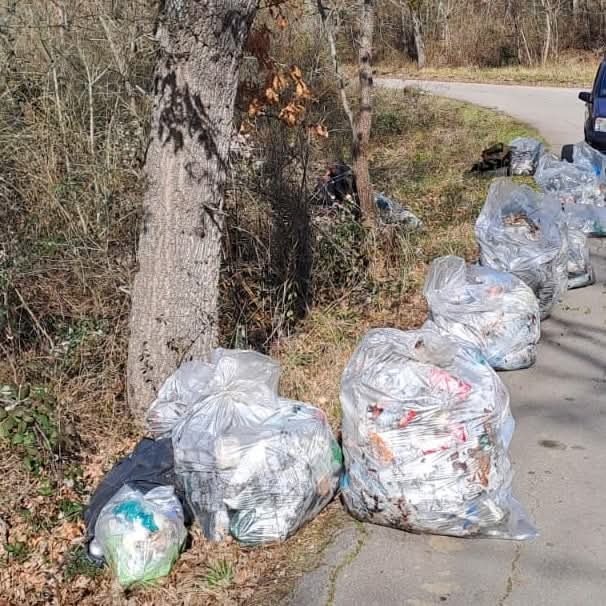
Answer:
[423,256,540,370]
[340,327,537,540]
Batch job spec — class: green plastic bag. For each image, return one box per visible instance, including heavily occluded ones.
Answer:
[94,485,186,587]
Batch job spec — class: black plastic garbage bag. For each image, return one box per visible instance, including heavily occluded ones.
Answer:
[84,437,192,548]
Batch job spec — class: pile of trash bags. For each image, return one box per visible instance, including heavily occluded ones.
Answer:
[535,152,605,207]
[423,256,540,370]
[156,349,342,546]
[510,137,543,176]
[93,485,187,588]
[535,145,606,238]
[340,327,536,539]
[475,179,568,319]
[83,349,342,586]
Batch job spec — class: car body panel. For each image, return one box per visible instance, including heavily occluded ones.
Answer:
[581,59,606,150]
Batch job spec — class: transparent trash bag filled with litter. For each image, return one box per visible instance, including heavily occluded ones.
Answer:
[475,179,568,319]
[571,141,606,181]
[566,225,595,289]
[340,328,536,540]
[93,485,186,587]
[423,256,540,370]
[170,349,342,545]
[509,137,543,176]
[563,200,606,237]
[535,153,606,208]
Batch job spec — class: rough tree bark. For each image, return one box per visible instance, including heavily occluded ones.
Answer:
[127,0,256,418]
[352,0,376,222]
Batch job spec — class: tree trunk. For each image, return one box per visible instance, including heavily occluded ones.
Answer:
[400,1,412,56]
[127,0,256,418]
[411,8,426,69]
[542,5,552,65]
[353,0,376,222]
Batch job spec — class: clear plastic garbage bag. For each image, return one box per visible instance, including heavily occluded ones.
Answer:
[340,327,537,540]
[423,256,540,370]
[146,361,216,438]
[566,224,595,289]
[535,153,606,207]
[475,179,568,319]
[146,349,281,439]
[93,485,186,587]
[563,201,606,237]
[571,141,606,181]
[170,349,342,545]
[509,137,543,176]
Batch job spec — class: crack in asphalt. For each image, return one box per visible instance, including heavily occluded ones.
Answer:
[325,522,368,606]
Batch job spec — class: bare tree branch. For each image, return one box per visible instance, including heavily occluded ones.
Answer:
[315,0,355,132]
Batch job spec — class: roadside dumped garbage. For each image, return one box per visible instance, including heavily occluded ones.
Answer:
[84,437,191,560]
[374,192,423,230]
[510,137,543,176]
[312,162,422,230]
[535,153,606,207]
[469,143,511,176]
[475,179,568,319]
[563,201,606,237]
[423,256,540,370]
[340,328,536,539]
[569,141,606,180]
[94,485,187,588]
[170,349,342,545]
[315,162,357,206]
[535,148,606,237]
[566,224,595,289]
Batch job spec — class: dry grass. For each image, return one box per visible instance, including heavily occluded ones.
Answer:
[378,52,599,88]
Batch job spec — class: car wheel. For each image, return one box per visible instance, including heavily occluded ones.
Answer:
[561,144,574,163]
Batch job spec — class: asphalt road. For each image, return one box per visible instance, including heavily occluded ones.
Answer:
[288,81,606,606]
[377,79,587,153]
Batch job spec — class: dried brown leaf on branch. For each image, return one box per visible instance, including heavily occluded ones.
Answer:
[279,101,305,127]
[265,86,280,104]
[247,98,263,118]
[310,123,329,138]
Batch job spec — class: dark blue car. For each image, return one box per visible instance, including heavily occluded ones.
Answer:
[579,57,606,153]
